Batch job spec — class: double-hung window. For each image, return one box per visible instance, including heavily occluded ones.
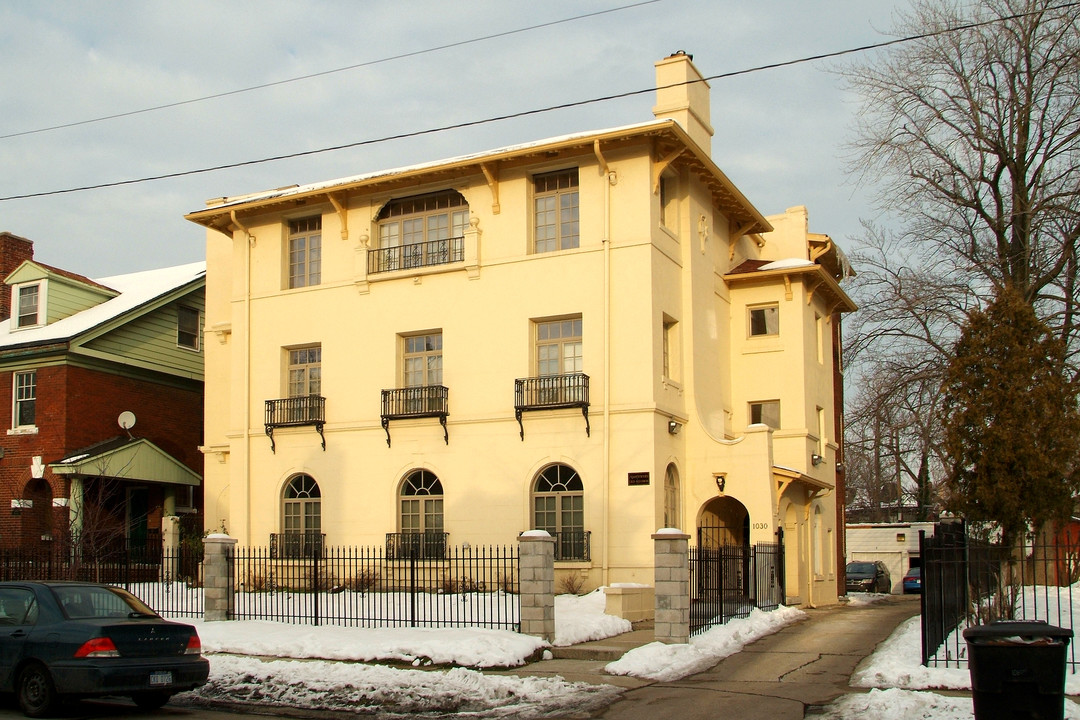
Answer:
[13,370,36,428]
[376,191,468,272]
[15,284,42,329]
[533,169,579,252]
[288,346,322,398]
[177,307,200,350]
[402,332,443,414]
[288,217,322,289]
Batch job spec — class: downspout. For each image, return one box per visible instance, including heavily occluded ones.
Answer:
[601,158,615,586]
[232,211,254,544]
[805,500,816,608]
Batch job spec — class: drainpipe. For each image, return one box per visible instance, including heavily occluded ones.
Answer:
[602,167,615,586]
[232,212,255,545]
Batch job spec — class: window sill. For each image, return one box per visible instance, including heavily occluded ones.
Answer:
[368,261,465,283]
[742,339,783,354]
[555,560,592,568]
[7,426,38,436]
[661,377,683,393]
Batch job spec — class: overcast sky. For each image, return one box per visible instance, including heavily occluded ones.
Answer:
[0,0,908,278]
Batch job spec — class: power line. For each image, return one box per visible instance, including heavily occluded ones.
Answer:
[3,1,1076,203]
[0,0,660,141]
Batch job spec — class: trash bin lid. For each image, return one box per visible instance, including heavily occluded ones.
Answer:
[963,620,1074,642]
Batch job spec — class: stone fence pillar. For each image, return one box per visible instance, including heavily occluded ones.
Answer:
[202,533,237,622]
[653,529,690,644]
[518,531,556,642]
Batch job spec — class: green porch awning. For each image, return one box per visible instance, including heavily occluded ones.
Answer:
[49,437,201,487]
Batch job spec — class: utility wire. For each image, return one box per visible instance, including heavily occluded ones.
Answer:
[2,1,1077,203]
[0,0,660,141]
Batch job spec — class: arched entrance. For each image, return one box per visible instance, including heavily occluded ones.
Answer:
[21,478,54,546]
[697,496,749,548]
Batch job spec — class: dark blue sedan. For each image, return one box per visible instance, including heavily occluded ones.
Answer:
[903,567,922,594]
[0,581,209,717]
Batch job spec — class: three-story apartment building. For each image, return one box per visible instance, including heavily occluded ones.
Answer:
[187,53,855,606]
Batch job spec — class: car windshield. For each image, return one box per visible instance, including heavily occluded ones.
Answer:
[907,568,921,576]
[51,585,157,619]
[847,562,876,574]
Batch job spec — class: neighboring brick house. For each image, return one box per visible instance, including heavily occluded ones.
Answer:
[0,232,205,556]
[186,54,856,606]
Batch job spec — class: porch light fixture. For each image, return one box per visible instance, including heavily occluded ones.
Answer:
[714,474,726,493]
[668,420,681,435]
[811,454,825,466]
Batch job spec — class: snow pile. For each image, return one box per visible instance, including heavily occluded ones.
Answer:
[851,616,971,691]
[554,589,632,646]
[605,605,805,681]
[193,655,619,717]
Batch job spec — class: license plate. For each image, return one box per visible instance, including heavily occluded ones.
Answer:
[149,671,172,686]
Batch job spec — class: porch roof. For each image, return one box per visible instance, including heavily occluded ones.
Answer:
[49,436,201,487]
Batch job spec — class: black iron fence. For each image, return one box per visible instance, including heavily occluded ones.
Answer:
[0,545,204,619]
[368,236,465,274]
[921,521,1078,671]
[228,542,519,629]
[689,537,785,637]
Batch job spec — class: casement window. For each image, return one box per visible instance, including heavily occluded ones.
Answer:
[533,169,579,253]
[403,332,443,388]
[663,464,680,529]
[14,283,43,329]
[532,464,585,560]
[13,370,36,428]
[749,304,779,337]
[749,400,780,429]
[288,346,322,397]
[288,217,322,289]
[659,172,678,232]
[400,470,444,535]
[375,191,468,272]
[536,317,582,376]
[662,315,680,381]
[281,474,321,558]
[177,306,201,351]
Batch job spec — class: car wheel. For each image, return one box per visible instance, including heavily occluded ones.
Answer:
[17,663,57,718]
[132,691,172,710]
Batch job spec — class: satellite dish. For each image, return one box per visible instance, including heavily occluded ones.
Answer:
[118,411,137,431]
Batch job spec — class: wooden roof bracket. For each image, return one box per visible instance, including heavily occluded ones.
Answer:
[327,193,349,241]
[810,238,832,262]
[806,277,823,305]
[728,220,757,259]
[652,147,685,194]
[480,163,500,215]
[784,274,793,301]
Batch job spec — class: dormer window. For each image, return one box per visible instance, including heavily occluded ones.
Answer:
[14,282,43,329]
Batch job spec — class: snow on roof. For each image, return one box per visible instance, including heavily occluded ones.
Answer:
[759,258,815,271]
[0,261,205,348]
[202,119,674,211]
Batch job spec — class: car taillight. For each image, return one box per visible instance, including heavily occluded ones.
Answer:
[74,637,120,658]
[185,634,202,655]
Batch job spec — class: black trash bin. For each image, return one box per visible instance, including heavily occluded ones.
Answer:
[964,620,1073,720]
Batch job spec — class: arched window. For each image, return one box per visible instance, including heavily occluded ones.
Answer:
[532,464,587,561]
[396,470,445,558]
[374,191,468,272]
[663,464,680,530]
[281,474,321,558]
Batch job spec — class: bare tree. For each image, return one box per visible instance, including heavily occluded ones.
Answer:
[841,0,1080,522]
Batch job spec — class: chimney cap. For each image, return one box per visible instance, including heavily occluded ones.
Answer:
[667,50,693,61]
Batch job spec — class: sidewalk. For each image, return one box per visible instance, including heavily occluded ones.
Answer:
[493,595,923,719]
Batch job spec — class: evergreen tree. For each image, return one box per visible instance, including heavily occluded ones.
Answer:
[942,287,1080,543]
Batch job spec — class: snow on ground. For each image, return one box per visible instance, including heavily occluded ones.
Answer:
[177,588,1080,719]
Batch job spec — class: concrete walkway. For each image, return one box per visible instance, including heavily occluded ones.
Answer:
[495,595,923,719]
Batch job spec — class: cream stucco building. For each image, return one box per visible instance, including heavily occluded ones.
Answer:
[186,53,855,607]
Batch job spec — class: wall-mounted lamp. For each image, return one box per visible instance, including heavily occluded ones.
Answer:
[714,474,726,493]
[811,454,825,466]
[668,420,681,435]
[835,462,845,473]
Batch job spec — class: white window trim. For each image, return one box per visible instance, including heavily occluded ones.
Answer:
[11,280,47,331]
[177,306,202,352]
[10,370,38,433]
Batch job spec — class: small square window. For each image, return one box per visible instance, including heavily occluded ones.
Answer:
[749,400,780,429]
[749,305,779,337]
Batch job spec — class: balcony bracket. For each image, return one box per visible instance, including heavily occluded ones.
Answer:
[516,409,525,441]
[582,406,591,437]
[382,416,392,448]
[316,422,326,451]
[439,415,449,445]
[265,425,276,454]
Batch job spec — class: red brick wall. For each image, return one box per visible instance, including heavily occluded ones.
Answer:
[0,233,34,321]
[0,364,203,548]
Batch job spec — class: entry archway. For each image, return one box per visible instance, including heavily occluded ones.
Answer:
[696,496,749,548]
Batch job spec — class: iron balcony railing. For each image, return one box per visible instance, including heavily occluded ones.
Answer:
[265,395,326,452]
[270,532,326,560]
[380,385,449,446]
[546,530,591,562]
[368,236,465,274]
[386,532,450,561]
[514,373,590,439]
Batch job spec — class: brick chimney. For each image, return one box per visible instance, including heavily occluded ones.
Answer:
[653,51,714,156]
[0,233,34,321]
